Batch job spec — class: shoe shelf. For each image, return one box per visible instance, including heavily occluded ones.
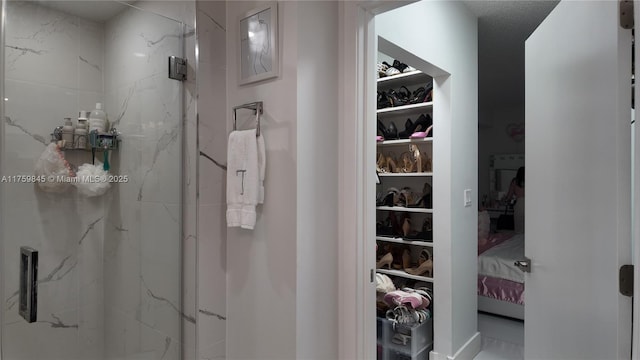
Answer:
[378,172,433,178]
[377,102,433,116]
[376,206,432,214]
[376,236,433,247]
[376,138,433,146]
[377,70,430,87]
[376,268,433,283]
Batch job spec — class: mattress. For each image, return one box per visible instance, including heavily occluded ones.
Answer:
[477,233,525,306]
[478,233,525,283]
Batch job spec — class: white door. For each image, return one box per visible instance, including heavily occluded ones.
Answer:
[525,1,633,359]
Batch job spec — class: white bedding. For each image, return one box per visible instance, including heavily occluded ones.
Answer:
[478,233,525,283]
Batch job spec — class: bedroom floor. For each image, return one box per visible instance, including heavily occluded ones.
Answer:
[474,312,524,360]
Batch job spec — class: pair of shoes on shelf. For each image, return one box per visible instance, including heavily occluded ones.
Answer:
[377,119,398,140]
[378,60,417,77]
[397,114,432,139]
[377,88,410,109]
[405,249,433,277]
[384,289,428,310]
[405,218,433,241]
[376,247,411,270]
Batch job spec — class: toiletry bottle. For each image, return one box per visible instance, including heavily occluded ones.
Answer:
[61,117,74,148]
[89,102,107,133]
[75,111,88,149]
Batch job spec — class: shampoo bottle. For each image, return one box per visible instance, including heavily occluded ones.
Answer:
[88,103,107,133]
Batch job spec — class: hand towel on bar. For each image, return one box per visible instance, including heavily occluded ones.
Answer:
[226,129,265,229]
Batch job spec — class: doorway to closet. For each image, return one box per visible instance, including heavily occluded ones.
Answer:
[338,1,637,360]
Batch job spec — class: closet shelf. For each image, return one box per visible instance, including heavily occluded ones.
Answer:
[376,268,433,283]
[378,172,433,177]
[376,206,433,214]
[377,102,433,116]
[376,236,433,247]
[377,70,430,86]
[377,137,433,146]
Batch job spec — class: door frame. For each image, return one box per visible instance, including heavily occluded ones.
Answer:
[337,2,418,358]
[634,3,640,359]
[339,1,640,359]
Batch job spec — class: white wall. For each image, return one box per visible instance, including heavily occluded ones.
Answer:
[225,1,340,359]
[296,2,339,359]
[377,1,479,358]
[225,2,298,359]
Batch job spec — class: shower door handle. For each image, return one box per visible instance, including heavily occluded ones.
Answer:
[19,246,38,323]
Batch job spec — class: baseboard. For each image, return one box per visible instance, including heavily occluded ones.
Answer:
[429,332,482,360]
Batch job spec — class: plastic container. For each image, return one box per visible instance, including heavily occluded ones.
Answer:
[377,317,433,360]
[61,117,74,147]
[88,103,107,133]
[75,111,88,149]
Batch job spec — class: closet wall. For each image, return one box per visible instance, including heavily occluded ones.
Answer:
[377,2,479,358]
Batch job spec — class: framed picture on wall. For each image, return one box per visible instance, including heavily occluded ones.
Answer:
[238,2,279,85]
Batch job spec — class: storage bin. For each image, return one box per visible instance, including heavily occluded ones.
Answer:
[379,316,433,359]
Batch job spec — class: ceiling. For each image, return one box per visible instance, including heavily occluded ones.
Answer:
[462,0,559,123]
[33,1,136,23]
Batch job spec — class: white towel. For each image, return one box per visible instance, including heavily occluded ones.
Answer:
[226,129,265,229]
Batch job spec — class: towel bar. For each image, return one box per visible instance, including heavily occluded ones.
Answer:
[233,101,263,136]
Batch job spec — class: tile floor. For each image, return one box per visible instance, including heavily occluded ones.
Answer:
[473,312,524,360]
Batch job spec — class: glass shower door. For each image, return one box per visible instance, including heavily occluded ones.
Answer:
[1,1,185,359]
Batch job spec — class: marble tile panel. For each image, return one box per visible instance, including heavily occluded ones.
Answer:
[139,319,181,360]
[5,2,79,89]
[4,308,80,359]
[200,339,226,360]
[105,7,183,91]
[104,199,142,315]
[79,303,105,359]
[197,204,226,315]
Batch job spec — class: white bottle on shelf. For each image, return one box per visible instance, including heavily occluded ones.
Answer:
[61,117,74,147]
[75,111,88,149]
[88,102,107,133]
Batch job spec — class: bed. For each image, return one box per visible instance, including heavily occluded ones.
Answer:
[477,232,525,320]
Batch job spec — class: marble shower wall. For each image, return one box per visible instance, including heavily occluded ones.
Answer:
[196,2,227,359]
[103,6,185,360]
[2,1,195,359]
[2,2,106,359]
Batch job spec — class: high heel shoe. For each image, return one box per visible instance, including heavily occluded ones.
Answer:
[410,145,422,173]
[386,153,398,173]
[398,118,415,139]
[408,182,432,208]
[405,249,433,277]
[399,152,415,173]
[377,153,388,173]
[411,114,432,135]
[405,218,432,241]
[377,252,393,269]
[386,121,399,140]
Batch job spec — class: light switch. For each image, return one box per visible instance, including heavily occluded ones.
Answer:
[464,189,472,207]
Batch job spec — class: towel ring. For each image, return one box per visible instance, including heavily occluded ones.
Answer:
[233,101,263,136]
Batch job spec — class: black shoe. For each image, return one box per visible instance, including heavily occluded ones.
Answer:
[398,118,415,139]
[412,114,432,134]
[386,121,398,140]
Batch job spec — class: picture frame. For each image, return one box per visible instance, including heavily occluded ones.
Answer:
[238,2,279,85]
